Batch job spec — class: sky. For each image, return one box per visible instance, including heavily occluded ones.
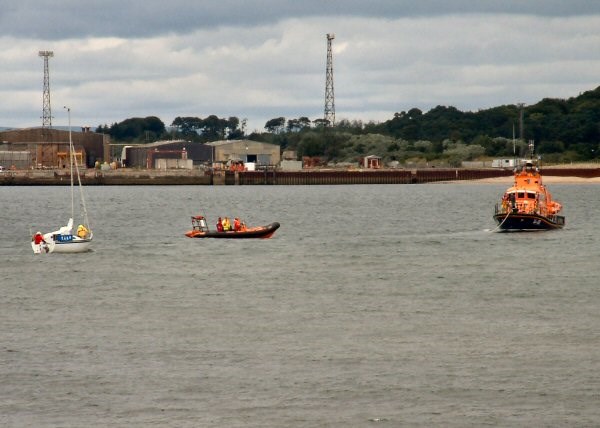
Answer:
[1,0,599,133]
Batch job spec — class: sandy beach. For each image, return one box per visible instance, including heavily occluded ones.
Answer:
[447,162,600,184]
[460,175,600,184]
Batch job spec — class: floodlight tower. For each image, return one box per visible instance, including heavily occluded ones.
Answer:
[39,50,54,129]
[324,33,335,126]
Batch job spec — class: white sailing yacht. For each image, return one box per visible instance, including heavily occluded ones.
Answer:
[32,107,93,254]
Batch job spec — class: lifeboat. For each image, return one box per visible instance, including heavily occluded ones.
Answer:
[493,143,565,231]
[185,215,280,239]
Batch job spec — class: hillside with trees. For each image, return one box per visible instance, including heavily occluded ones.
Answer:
[97,86,600,166]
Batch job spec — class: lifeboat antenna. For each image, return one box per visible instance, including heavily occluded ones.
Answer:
[516,102,525,167]
[528,139,535,159]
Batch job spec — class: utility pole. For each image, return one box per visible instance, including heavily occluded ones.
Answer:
[39,50,54,129]
[324,34,335,126]
[517,102,525,141]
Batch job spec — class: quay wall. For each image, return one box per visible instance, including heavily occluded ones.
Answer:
[0,169,213,186]
[1,167,599,186]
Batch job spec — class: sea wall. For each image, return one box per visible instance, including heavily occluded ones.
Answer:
[0,169,213,185]
[1,167,599,186]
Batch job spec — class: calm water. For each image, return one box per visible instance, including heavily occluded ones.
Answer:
[1,183,599,427]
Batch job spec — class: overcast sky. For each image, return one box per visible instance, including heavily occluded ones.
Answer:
[1,0,599,133]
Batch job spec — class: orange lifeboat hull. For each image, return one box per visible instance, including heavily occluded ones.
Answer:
[493,211,565,231]
[493,158,565,232]
[185,222,280,239]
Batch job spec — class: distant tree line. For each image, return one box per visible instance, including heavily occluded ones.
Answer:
[96,86,600,165]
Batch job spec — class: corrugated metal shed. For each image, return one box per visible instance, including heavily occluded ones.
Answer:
[206,140,280,165]
[124,140,213,168]
[0,127,109,168]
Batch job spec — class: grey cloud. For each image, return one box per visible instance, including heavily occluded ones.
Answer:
[1,7,599,131]
[2,0,599,40]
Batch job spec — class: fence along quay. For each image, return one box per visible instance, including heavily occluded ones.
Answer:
[238,168,513,185]
[237,166,600,185]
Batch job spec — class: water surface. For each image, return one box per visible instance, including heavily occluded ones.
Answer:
[1,184,599,427]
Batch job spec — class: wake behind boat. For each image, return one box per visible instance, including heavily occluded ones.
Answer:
[185,215,280,239]
[493,142,565,232]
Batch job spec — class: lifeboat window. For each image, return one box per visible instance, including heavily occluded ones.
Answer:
[517,192,525,198]
[527,193,536,199]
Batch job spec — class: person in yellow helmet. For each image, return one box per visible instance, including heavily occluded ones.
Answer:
[77,224,89,238]
[222,217,231,231]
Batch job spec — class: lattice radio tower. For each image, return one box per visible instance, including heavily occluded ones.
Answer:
[39,50,54,129]
[324,33,335,126]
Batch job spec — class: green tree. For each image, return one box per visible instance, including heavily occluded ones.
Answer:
[538,140,565,154]
[171,115,239,141]
[296,132,325,157]
[109,116,166,142]
[171,116,204,140]
[265,117,286,133]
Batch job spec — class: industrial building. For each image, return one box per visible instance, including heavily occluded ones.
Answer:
[123,139,281,169]
[207,140,281,166]
[0,127,109,169]
[122,140,212,169]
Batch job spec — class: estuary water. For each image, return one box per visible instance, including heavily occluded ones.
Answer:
[1,183,599,427]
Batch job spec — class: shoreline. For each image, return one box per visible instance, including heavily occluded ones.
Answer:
[440,176,600,184]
